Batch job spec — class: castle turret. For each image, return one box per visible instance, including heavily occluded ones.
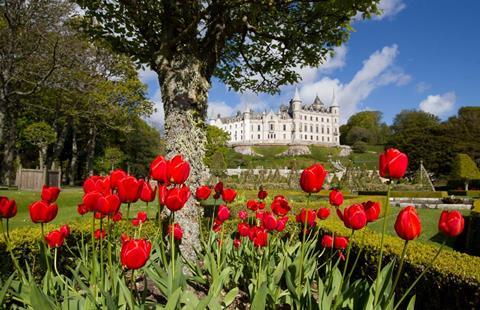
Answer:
[330,89,339,115]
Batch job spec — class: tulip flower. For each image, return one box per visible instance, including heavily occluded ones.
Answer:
[296,208,316,227]
[96,194,121,215]
[214,182,224,195]
[195,185,211,201]
[45,230,65,248]
[238,210,247,220]
[233,238,241,249]
[41,185,61,203]
[94,212,106,219]
[83,176,103,193]
[300,163,328,193]
[379,148,408,180]
[60,224,70,237]
[255,210,265,221]
[238,222,250,237]
[276,216,288,232]
[338,204,367,230]
[262,212,278,231]
[110,169,127,189]
[94,229,106,240]
[118,176,142,203]
[167,155,190,184]
[253,229,268,247]
[321,235,334,248]
[257,202,266,210]
[212,219,222,232]
[362,201,381,222]
[0,197,17,218]
[334,236,349,250]
[271,195,291,216]
[165,185,191,212]
[158,185,168,206]
[394,206,421,240]
[247,199,259,211]
[112,212,122,222]
[95,177,111,196]
[221,188,236,203]
[329,189,344,207]
[29,201,58,223]
[139,180,157,203]
[82,191,102,212]
[438,210,464,237]
[120,238,152,269]
[258,189,268,200]
[137,212,148,223]
[217,205,230,222]
[150,156,168,184]
[317,207,330,220]
[168,223,183,241]
[77,203,88,215]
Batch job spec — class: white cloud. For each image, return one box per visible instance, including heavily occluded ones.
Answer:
[293,45,347,84]
[146,88,165,130]
[138,68,158,85]
[419,92,456,117]
[207,101,235,119]
[416,82,431,93]
[298,44,410,122]
[374,0,406,20]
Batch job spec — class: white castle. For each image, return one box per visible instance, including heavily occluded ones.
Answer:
[209,87,340,146]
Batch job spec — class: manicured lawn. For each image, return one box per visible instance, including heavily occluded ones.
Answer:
[251,145,288,157]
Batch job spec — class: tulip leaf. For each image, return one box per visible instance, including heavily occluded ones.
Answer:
[30,279,57,310]
[406,295,416,310]
[223,287,239,306]
[0,272,15,305]
[164,287,182,310]
[251,281,268,310]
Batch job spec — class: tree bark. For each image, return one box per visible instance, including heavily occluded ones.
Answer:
[48,119,70,169]
[69,127,78,186]
[0,103,17,186]
[85,124,97,177]
[157,55,210,261]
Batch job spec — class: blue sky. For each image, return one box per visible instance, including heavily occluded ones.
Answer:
[140,0,480,129]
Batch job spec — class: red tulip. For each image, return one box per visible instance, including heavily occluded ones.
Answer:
[317,207,330,220]
[238,210,248,220]
[321,235,334,248]
[394,206,421,240]
[296,208,316,227]
[118,176,142,203]
[77,203,88,215]
[338,204,367,230]
[95,177,111,196]
[41,185,61,203]
[168,223,183,241]
[379,148,408,179]
[112,212,122,222]
[262,212,278,231]
[212,219,222,232]
[329,189,344,207]
[233,238,241,249]
[150,156,168,184]
[247,199,259,211]
[214,182,223,195]
[83,191,102,212]
[96,194,121,215]
[238,222,250,237]
[276,216,288,232]
[255,210,265,221]
[334,236,348,250]
[60,224,70,237]
[94,229,106,240]
[110,169,127,189]
[45,230,65,248]
[258,189,268,200]
[438,210,464,237]
[83,176,103,193]
[271,195,291,216]
[120,238,152,269]
[139,180,157,203]
[137,211,148,223]
[29,201,58,223]
[362,201,381,222]
[222,188,236,203]
[217,205,231,222]
[132,218,140,226]
[195,185,211,201]
[165,185,191,212]
[253,229,268,247]
[0,197,17,218]
[300,163,328,193]
[167,155,190,184]
[158,185,168,206]
[94,212,106,219]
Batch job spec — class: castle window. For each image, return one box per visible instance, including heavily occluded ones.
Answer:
[327,137,330,142]
[283,124,286,131]
[322,136,324,142]
[258,134,260,139]
[310,116,312,121]
[327,128,330,134]
[258,125,261,131]
[321,117,324,122]
[322,127,324,134]
[270,124,274,130]
[311,135,313,140]
[310,125,313,132]
[327,118,329,122]
[316,136,319,141]
[304,125,307,131]
[283,134,286,139]
[316,117,318,121]
[316,125,319,133]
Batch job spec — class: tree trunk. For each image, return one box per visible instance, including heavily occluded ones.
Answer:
[85,124,97,177]
[0,105,17,186]
[39,147,46,170]
[465,181,469,191]
[48,119,70,169]
[157,55,210,261]
[69,127,78,186]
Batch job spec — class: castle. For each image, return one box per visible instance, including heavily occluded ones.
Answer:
[209,87,340,146]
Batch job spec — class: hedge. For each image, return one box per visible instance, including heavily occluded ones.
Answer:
[358,190,448,198]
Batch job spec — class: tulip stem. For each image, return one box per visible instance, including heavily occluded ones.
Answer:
[156,191,167,266]
[40,223,51,275]
[394,239,445,310]
[374,181,391,306]
[298,193,311,290]
[91,213,97,301]
[335,230,355,309]
[388,240,409,303]
[0,219,24,281]
[6,219,9,239]
[170,214,175,292]
[100,218,105,290]
[107,217,114,292]
[127,202,131,221]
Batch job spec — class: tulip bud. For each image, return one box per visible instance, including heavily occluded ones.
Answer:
[222,188,236,203]
[300,163,328,193]
[120,238,152,269]
[334,236,348,250]
[118,176,142,203]
[379,148,408,179]
[0,197,17,219]
[139,180,157,203]
[41,185,61,203]
[271,195,291,216]
[340,204,367,230]
[110,169,127,189]
[321,235,334,248]
[150,156,168,184]
[167,155,190,184]
[362,201,381,222]
[112,212,122,222]
[394,206,421,240]
[94,229,106,240]
[195,185,212,201]
[29,201,58,223]
[168,223,183,241]
[262,212,277,231]
[45,230,65,248]
[317,207,330,220]
[438,210,464,237]
[165,185,191,212]
[77,203,88,215]
[60,224,70,237]
[238,222,250,237]
[233,238,241,249]
[329,189,344,207]
[217,205,231,222]
[257,189,268,200]
[238,210,248,220]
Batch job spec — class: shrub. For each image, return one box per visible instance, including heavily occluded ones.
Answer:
[352,141,368,153]
[358,191,448,198]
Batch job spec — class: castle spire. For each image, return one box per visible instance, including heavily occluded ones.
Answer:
[331,88,339,107]
[293,86,301,102]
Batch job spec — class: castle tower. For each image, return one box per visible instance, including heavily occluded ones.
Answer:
[243,107,251,142]
[330,89,339,115]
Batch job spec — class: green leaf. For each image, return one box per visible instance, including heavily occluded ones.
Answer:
[251,282,268,310]
[223,287,239,307]
[0,272,15,305]
[406,295,416,310]
[30,279,57,310]
[164,287,182,310]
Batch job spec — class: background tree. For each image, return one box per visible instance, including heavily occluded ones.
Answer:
[22,122,57,169]
[341,111,388,145]
[450,153,480,191]
[204,125,230,169]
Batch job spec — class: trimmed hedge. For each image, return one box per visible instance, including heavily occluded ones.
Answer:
[358,190,448,198]
[317,220,480,310]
